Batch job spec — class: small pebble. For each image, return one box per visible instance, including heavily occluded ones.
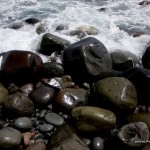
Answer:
[39,110,47,118]
[45,112,64,126]
[39,124,54,132]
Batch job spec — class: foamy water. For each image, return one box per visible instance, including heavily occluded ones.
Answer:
[0,0,150,63]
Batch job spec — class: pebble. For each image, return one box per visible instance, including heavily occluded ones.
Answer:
[23,132,32,146]
[0,127,22,149]
[45,112,64,126]
[14,117,32,130]
[39,124,54,132]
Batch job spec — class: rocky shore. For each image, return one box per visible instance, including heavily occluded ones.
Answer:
[0,8,150,149]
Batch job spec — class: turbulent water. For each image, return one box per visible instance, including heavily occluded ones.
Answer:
[0,0,150,62]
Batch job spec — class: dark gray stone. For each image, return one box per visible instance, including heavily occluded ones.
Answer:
[40,124,54,132]
[45,113,64,126]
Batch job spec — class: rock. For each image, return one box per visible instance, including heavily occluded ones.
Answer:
[126,113,150,131]
[142,42,150,69]
[69,30,86,39]
[0,127,22,149]
[41,62,64,78]
[132,32,149,37]
[110,50,140,71]
[55,88,88,111]
[45,75,75,90]
[2,92,34,117]
[20,83,34,95]
[118,122,149,147]
[121,67,150,105]
[62,37,112,83]
[29,85,56,106]
[0,83,9,105]
[93,77,137,113]
[24,18,41,25]
[71,106,116,133]
[0,50,43,86]
[14,117,32,130]
[36,23,49,34]
[77,25,99,35]
[39,110,47,118]
[23,132,32,146]
[25,142,46,150]
[55,24,68,31]
[142,144,150,150]
[45,112,64,126]
[139,1,150,5]
[51,134,90,150]
[49,124,90,150]
[39,124,54,132]
[4,21,24,29]
[37,33,70,56]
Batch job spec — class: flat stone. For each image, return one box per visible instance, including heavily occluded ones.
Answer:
[0,127,22,149]
[45,113,64,126]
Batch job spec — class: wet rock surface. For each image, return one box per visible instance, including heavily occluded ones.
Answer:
[0,127,22,149]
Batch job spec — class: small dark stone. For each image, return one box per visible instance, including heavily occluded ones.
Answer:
[41,62,64,78]
[24,18,41,25]
[45,113,64,126]
[4,21,24,29]
[29,85,56,106]
[139,1,150,5]
[69,30,86,39]
[36,23,49,34]
[55,24,68,31]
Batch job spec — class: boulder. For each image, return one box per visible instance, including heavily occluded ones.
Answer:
[37,33,70,55]
[0,50,43,86]
[62,37,112,83]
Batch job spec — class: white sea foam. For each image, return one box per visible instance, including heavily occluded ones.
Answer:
[0,0,150,64]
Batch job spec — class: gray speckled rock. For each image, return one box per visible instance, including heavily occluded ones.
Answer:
[0,83,9,105]
[0,127,22,149]
[93,77,137,112]
[14,117,32,130]
[45,113,64,126]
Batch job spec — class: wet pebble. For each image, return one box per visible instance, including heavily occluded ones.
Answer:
[39,110,47,118]
[45,112,64,126]
[14,117,32,130]
[0,127,22,149]
[39,124,54,132]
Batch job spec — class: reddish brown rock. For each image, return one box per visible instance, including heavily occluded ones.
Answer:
[0,50,43,86]
[23,132,32,147]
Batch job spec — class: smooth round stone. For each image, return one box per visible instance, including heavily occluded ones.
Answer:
[29,85,55,106]
[118,122,149,147]
[39,124,54,132]
[14,117,32,130]
[0,83,9,105]
[2,92,34,117]
[0,127,22,149]
[25,142,46,150]
[93,77,137,112]
[55,88,88,110]
[71,106,116,133]
[45,113,64,126]
[92,137,104,150]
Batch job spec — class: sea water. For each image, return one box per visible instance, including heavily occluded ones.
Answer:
[0,0,150,63]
